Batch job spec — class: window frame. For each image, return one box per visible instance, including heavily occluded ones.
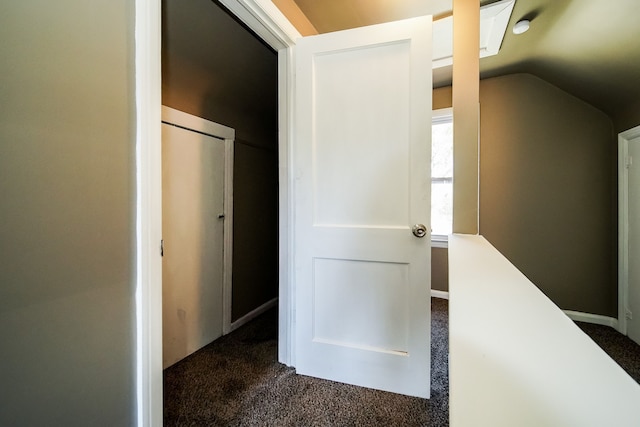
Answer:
[431,107,453,248]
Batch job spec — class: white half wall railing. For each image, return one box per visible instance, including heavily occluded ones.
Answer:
[448,234,640,426]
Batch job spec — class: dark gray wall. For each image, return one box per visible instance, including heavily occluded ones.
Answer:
[162,0,278,321]
[433,74,616,316]
[232,143,279,317]
[0,2,135,425]
[615,99,640,133]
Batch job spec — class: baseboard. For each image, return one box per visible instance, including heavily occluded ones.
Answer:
[230,297,278,333]
[564,310,619,329]
[431,289,449,300]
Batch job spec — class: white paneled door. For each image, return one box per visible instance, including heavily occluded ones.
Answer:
[162,123,225,368]
[294,16,433,398]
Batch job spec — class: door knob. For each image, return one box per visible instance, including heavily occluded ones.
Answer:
[412,224,427,238]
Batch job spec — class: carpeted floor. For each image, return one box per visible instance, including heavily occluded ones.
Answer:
[576,321,640,383]
[164,298,449,426]
[164,298,640,426]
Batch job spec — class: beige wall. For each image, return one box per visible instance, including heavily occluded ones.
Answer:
[433,73,616,315]
[272,0,319,36]
[162,0,278,321]
[431,247,449,292]
[0,2,135,425]
[452,0,479,234]
[479,74,616,316]
[433,85,453,111]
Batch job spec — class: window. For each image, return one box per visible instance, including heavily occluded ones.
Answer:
[431,108,453,245]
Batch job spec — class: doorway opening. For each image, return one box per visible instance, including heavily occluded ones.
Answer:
[159,0,281,422]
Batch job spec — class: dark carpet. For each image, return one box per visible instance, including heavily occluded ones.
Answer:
[164,298,449,426]
[164,299,640,426]
[576,321,640,383]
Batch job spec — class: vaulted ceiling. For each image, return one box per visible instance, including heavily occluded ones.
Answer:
[275,0,640,131]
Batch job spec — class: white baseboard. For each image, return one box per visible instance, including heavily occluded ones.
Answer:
[564,310,619,329]
[230,297,278,333]
[431,289,449,300]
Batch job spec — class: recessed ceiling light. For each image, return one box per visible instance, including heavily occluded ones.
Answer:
[513,19,530,35]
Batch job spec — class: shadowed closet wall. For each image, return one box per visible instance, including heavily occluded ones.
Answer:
[433,73,616,317]
[162,0,278,321]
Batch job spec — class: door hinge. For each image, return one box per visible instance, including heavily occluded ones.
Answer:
[627,155,633,169]
[626,308,632,320]
[160,239,164,257]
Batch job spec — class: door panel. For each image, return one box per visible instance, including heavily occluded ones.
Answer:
[312,42,410,227]
[628,137,640,344]
[162,123,225,368]
[313,258,410,352]
[294,16,432,398]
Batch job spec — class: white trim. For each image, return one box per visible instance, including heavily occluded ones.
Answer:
[564,310,619,329]
[230,298,279,332]
[618,133,629,335]
[161,107,236,336]
[161,106,235,140]
[620,125,640,141]
[618,124,640,336]
[431,108,453,242]
[431,289,450,300]
[219,0,301,50]
[431,237,448,249]
[135,0,162,425]
[479,0,515,57]
[432,107,453,121]
[277,47,296,367]
[223,139,235,335]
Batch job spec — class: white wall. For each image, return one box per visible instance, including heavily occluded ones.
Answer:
[449,235,640,426]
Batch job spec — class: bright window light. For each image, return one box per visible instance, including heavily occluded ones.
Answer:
[431,109,453,239]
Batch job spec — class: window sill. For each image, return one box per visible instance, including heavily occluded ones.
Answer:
[431,235,449,249]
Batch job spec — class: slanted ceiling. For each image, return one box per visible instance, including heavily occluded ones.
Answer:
[276,0,640,131]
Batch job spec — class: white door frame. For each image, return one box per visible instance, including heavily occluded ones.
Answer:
[132,0,528,422]
[618,124,640,335]
[221,0,438,385]
[218,0,301,366]
[135,0,299,425]
[134,0,162,425]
